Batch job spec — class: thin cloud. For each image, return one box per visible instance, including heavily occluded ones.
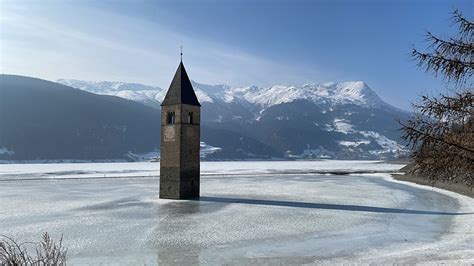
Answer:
[0,2,322,89]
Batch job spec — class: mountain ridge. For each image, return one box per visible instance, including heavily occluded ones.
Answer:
[57,79,407,113]
[57,78,410,160]
[0,75,162,161]
[0,75,410,161]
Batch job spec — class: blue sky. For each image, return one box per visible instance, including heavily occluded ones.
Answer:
[1,0,471,109]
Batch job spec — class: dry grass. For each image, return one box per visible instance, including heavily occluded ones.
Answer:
[0,232,67,265]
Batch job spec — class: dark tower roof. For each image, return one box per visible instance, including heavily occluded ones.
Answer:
[161,62,201,106]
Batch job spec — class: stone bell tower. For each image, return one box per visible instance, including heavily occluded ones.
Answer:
[159,58,201,199]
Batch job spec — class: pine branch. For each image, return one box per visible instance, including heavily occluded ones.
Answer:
[415,144,474,163]
[412,48,474,83]
[401,121,474,154]
[453,9,474,38]
[413,91,474,121]
[426,31,473,60]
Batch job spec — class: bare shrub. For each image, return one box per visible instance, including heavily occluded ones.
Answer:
[0,232,67,265]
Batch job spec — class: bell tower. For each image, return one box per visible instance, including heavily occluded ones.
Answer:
[159,58,201,199]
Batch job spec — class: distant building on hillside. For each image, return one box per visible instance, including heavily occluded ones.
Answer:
[159,58,201,199]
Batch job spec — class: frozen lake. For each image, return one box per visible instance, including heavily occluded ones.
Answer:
[0,161,473,264]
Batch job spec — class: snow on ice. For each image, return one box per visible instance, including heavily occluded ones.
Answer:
[0,161,473,264]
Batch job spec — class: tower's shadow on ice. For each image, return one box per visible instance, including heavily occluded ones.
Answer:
[197,196,472,216]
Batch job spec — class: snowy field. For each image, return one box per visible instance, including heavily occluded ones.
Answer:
[0,161,473,264]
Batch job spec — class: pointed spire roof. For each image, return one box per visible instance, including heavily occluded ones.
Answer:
[161,61,201,106]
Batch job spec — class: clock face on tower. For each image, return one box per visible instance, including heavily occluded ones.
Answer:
[164,126,175,142]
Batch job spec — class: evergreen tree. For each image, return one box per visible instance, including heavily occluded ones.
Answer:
[401,10,473,187]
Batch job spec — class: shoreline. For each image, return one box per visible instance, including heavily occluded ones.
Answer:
[363,173,474,263]
[392,173,473,198]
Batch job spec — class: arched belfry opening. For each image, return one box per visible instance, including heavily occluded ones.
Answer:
[159,59,201,199]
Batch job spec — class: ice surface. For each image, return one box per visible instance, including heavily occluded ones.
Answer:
[0,160,402,180]
[0,161,472,264]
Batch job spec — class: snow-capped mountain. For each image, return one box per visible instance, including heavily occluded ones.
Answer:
[57,79,160,93]
[224,81,386,109]
[57,79,391,110]
[57,79,166,108]
[57,79,410,159]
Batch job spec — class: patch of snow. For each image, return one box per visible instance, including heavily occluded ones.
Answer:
[275,116,289,121]
[200,142,222,158]
[338,140,370,147]
[360,131,405,153]
[333,118,354,134]
[194,89,214,103]
[0,147,14,156]
[112,90,166,105]
[57,79,161,93]
[125,151,159,162]
[299,146,334,159]
[324,124,334,131]
[214,115,223,123]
